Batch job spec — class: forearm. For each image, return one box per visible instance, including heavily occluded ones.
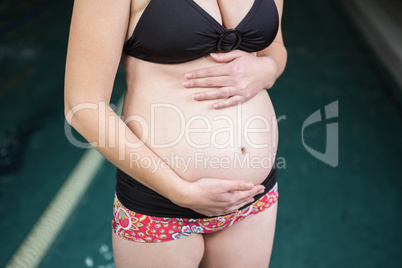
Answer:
[257,41,288,88]
[64,103,188,203]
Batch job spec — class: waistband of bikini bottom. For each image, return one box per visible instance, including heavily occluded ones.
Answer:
[115,164,278,219]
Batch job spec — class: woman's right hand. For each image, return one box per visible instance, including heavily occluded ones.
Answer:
[173,178,265,217]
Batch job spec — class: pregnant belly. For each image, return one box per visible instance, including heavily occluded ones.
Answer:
[123,89,279,185]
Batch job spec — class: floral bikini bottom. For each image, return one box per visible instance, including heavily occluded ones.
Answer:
[112,182,278,243]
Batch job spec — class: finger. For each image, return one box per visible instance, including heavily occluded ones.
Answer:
[229,190,255,206]
[217,187,262,215]
[255,185,266,194]
[224,196,255,214]
[212,95,245,109]
[183,76,230,88]
[194,87,237,101]
[226,180,255,192]
[233,186,264,201]
[184,64,230,79]
[250,185,265,196]
[209,50,246,63]
[234,197,255,210]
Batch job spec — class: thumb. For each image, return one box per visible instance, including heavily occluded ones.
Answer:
[227,180,254,192]
[210,50,243,63]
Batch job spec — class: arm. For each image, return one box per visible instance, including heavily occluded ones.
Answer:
[64,0,264,217]
[256,0,287,85]
[183,0,287,109]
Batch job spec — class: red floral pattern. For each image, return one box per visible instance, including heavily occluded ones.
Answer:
[112,183,278,243]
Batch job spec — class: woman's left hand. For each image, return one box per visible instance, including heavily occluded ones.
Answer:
[183,50,278,109]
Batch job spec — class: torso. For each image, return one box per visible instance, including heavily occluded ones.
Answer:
[121,0,279,184]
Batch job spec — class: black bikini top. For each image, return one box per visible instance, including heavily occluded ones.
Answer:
[123,0,279,64]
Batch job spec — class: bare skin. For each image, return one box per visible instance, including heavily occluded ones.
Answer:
[112,202,278,268]
[65,0,286,267]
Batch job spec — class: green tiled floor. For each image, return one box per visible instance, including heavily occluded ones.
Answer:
[1,0,401,267]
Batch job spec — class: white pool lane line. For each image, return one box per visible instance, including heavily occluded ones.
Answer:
[6,96,124,268]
